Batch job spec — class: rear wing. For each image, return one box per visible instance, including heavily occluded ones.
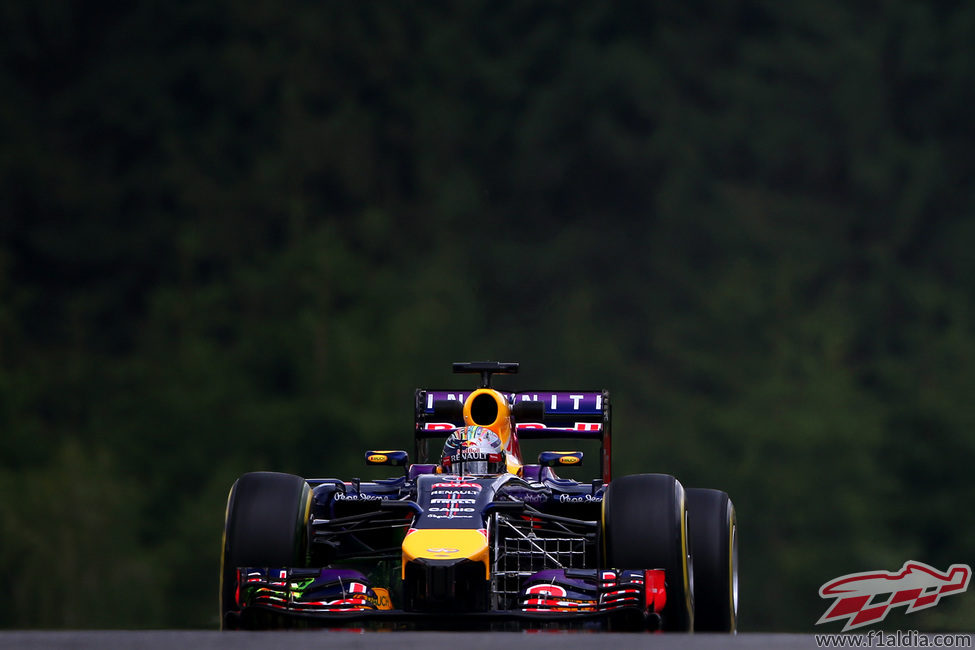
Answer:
[414,389,612,482]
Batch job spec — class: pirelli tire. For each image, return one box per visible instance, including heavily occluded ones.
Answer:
[687,487,738,632]
[220,471,311,629]
[603,473,693,632]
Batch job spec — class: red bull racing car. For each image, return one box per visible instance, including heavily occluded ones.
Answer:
[220,362,738,632]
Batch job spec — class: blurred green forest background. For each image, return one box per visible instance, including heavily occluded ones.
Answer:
[2,0,974,632]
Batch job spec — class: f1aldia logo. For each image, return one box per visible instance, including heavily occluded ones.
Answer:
[817,561,971,631]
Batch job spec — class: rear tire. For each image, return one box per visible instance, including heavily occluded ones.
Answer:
[687,488,737,632]
[603,473,693,631]
[220,471,311,629]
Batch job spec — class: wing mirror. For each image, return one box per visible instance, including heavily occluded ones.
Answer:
[538,451,583,467]
[365,450,409,467]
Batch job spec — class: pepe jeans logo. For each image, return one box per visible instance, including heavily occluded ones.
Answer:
[557,493,602,504]
[817,561,971,631]
[334,492,389,501]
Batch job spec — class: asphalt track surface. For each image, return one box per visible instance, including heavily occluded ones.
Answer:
[0,631,912,650]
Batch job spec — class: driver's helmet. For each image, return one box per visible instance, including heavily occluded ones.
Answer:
[441,425,506,475]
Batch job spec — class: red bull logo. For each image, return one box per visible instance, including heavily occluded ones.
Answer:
[817,561,971,631]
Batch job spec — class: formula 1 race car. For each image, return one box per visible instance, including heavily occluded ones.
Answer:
[220,362,738,632]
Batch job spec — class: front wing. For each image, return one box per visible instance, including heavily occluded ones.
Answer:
[226,567,667,631]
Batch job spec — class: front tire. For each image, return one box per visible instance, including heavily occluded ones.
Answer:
[220,471,311,629]
[687,487,737,632]
[603,473,693,631]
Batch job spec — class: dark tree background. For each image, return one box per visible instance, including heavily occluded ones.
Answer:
[1,1,974,631]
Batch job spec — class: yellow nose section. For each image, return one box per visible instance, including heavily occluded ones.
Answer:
[402,529,490,579]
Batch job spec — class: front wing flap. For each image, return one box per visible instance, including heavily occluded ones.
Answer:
[236,567,392,615]
[519,568,666,615]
